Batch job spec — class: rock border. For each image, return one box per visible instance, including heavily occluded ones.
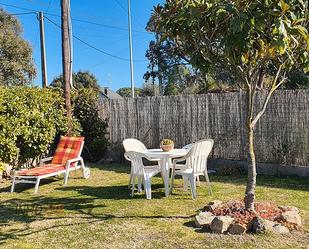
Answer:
[194,200,302,235]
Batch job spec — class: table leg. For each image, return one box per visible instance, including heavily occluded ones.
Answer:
[160,158,170,197]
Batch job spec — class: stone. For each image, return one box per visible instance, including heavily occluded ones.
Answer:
[194,211,215,228]
[273,224,290,234]
[249,217,266,234]
[210,216,234,233]
[204,200,222,211]
[279,206,299,213]
[228,224,247,235]
[263,219,276,232]
[281,211,302,227]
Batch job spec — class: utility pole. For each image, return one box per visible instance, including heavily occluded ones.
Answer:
[38,11,48,88]
[127,0,135,98]
[61,0,73,135]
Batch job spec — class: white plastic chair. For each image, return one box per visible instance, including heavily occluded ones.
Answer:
[170,139,214,199]
[124,151,160,199]
[172,143,201,189]
[123,138,160,188]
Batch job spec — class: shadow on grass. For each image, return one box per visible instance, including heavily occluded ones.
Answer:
[0,193,193,246]
[91,163,309,192]
[56,184,167,200]
[0,178,59,193]
[210,174,309,192]
[88,163,130,174]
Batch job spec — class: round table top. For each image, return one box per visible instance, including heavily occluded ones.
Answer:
[144,148,188,158]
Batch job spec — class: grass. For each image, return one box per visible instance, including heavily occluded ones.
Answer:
[0,163,309,249]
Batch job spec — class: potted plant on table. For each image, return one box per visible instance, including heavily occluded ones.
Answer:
[160,139,174,152]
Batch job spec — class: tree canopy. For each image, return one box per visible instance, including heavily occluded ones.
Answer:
[50,70,100,90]
[0,9,36,86]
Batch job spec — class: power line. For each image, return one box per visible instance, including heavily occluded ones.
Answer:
[0,2,153,34]
[114,0,127,13]
[45,0,53,13]
[0,2,37,12]
[114,0,147,31]
[44,16,147,62]
[8,11,37,16]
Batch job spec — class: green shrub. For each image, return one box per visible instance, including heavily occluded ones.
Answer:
[0,87,80,166]
[73,88,109,162]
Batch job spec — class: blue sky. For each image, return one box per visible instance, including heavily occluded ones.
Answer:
[0,0,163,91]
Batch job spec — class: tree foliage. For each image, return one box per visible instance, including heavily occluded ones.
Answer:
[73,88,109,162]
[0,87,80,165]
[154,0,308,210]
[0,9,36,86]
[116,87,142,98]
[50,70,100,90]
[117,83,160,97]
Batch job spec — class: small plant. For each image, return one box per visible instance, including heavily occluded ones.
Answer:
[160,139,174,151]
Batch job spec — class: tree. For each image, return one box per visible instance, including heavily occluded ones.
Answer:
[73,88,108,162]
[117,83,160,97]
[154,0,309,210]
[50,70,100,90]
[140,82,160,96]
[116,87,142,97]
[284,70,309,89]
[0,9,36,86]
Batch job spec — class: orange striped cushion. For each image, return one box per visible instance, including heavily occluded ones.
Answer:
[51,136,84,166]
[17,164,65,176]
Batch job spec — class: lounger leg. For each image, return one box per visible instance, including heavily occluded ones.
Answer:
[64,171,70,186]
[80,158,87,178]
[204,170,213,195]
[34,178,41,194]
[189,175,197,199]
[11,176,16,193]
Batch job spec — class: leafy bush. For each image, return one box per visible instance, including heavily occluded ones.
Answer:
[284,70,309,89]
[73,88,108,162]
[0,87,80,166]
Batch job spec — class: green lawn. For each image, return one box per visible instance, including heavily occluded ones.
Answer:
[1,164,309,249]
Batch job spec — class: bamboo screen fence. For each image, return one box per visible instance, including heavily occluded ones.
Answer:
[99,90,309,166]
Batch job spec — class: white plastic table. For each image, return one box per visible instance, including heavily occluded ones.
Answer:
[143,148,188,197]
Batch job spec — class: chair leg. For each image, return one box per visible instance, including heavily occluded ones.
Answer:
[10,176,16,193]
[189,175,197,199]
[183,175,188,191]
[128,167,133,189]
[131,175,136,197]
[34,178,41,194]
[204,170,213,195]
[144,175,152,200]
[196,175,201,186]
[138,176,142,193]
[64,170,70,187]
[170,166,176,195]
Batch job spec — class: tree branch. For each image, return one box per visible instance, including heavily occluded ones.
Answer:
[251,64,286,127]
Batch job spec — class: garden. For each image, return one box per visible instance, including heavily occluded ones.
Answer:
[1,0,309,248]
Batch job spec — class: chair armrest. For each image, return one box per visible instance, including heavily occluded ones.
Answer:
[65,157,83,169]
[147,158,160,162]
[173,156,188,164]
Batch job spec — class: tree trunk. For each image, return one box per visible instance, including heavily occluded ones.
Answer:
[245,124,257,211]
